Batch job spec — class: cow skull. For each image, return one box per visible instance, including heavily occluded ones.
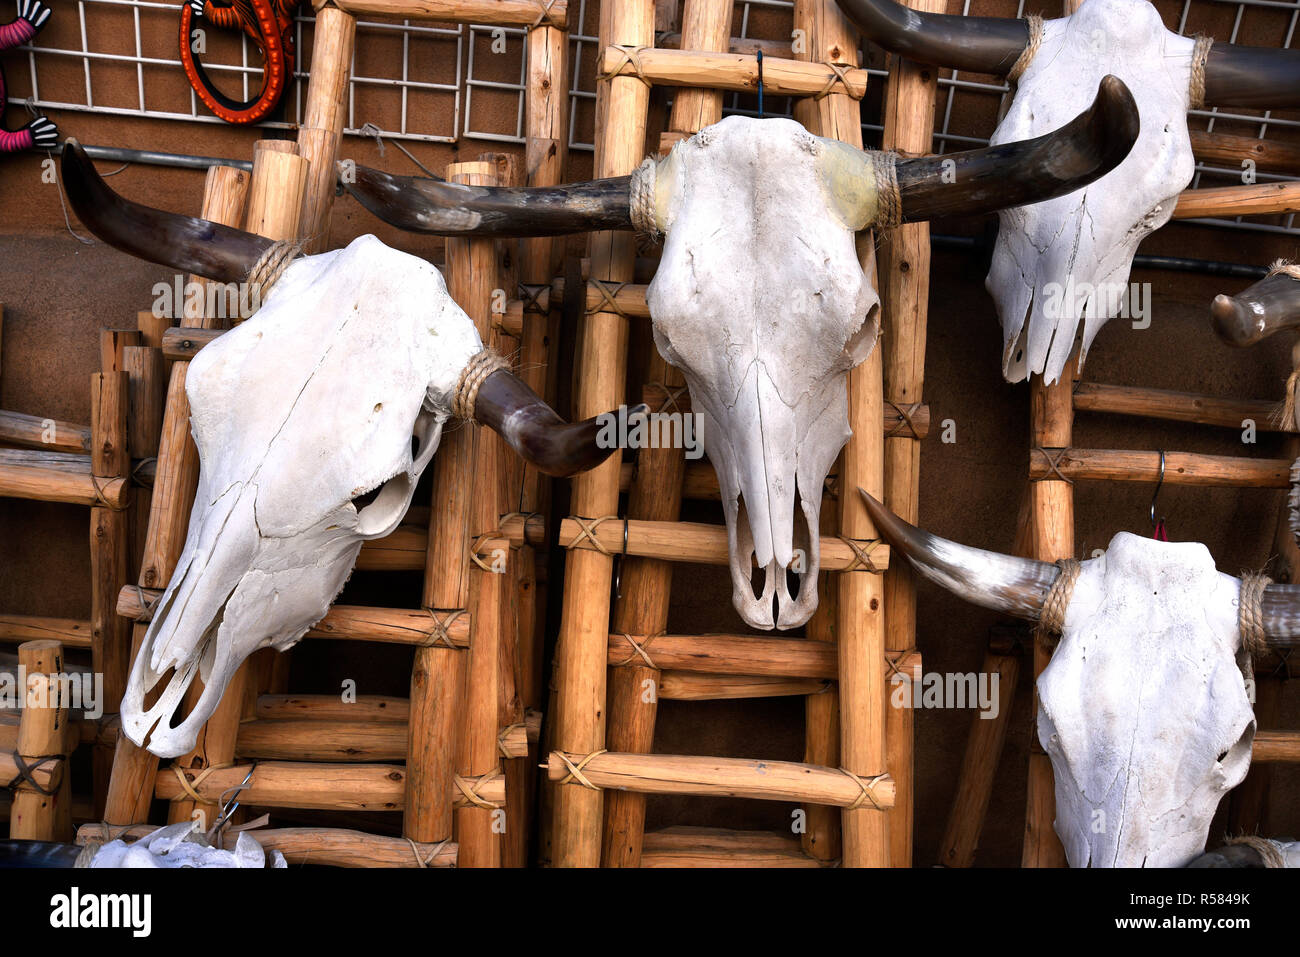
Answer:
[861,491,1299,867]
[350,86,1137,628]
[838,0,1300,384]
[62,143,622,757]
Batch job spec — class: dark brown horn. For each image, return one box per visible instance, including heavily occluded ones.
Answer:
[1203,46,1300,110]
[835,0,1030,75]
[61,139,272,283]
[859,488,1059,620]
[344,164,635,237]
[1210,272,1300,347]
[472,369,641,477]
[894,76,1139,223]
[1259,584,1300,646]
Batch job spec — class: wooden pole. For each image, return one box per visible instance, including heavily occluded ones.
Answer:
[793,0,890,868]
[600,0,727,870]
[89,369,131,816]
[876,0,943,867]
[550,0,653,868]
[1024,355,1076,868]
[9,641,69,840]
[102,164,249,826]
[160,142,305,831]
[297,4,356,252]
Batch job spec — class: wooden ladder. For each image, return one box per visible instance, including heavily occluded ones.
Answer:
[544,0,935,867]
[84,0,572,866]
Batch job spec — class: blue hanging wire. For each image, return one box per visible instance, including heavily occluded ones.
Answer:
[756,49,764,118]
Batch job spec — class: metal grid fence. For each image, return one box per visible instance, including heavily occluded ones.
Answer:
[6,0,1299,234]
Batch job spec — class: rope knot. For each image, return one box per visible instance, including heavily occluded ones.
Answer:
[629,156,661,245]
[1037,558,1081,643]
[452,348,510,420]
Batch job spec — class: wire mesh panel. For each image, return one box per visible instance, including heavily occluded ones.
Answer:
[5,0,1300,234]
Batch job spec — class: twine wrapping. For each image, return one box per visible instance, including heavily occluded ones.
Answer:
[243,239,304,319]
[601,45,652,87]
[868,150,902,230]
[454,769,504,809]
[1225,834,1287,868]
[813,62,862,101]
[589,278,628,316]
[555,749,607,789]
[422,608,464,648]
[629,156,661,244]
[1031,446,1073,484]
[1267,258,1300,281]
[528,0,558,28]
[1007,14,1043,86]
[1038,559,1081,641]
[5,752,60,795]
[844,539,886,573]
[614,632,657,668]
[840,769,888,810]
[497,723,525,757]
[133,585,161,622]
[471,535,505,573]
[1189,34,1214,111]
[90,474,128,511]
[884,401,924,439]
[565,515,621,554]
[406,837,451,868]
[1238,571,1272,659]
[1277,366,1300,435]
[652,385,690,415]
[167,761,235,803]
[452,348,510,420]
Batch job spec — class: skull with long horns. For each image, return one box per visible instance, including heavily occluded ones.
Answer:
[61,142,625,757]
[348,89,1139,629]
[861,491,1299,867]
[837,0,1300,384]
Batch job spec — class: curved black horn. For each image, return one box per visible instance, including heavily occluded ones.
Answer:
[859,488,1059,620]
[835,0,1030,75]
[1211,272,1300,347]
[472,370,640,477]
[894,75,1139,223]
[344,165,635,238]
[61,139,272,283]
[1204,45,1300,110]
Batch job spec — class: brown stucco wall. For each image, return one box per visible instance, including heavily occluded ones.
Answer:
[1,0,1296,865]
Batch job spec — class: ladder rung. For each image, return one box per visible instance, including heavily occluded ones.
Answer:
[640,826,829,868]
[0,614,93,648]
[0,450,129,507]
[75,823,458,868]
[0,410,91,453]
[546,751,894,809]
[659,672,831,700]
[1027,448,1290,488]
[1073,382,1291,433]
[559,517,890,572]
[1253,730,1300,763]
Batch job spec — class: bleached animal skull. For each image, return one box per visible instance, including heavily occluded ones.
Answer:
[62,143,621,757]
[837,0,1300,384]
[862,492,1299,867]
[351,89,1139,628]
[645,118,880,628]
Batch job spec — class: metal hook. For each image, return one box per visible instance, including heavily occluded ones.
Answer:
[613,516,629,599]
[1150,449,1166,527]
[756,49,765,118]
[207,764,256,842]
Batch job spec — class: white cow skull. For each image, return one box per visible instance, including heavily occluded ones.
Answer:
[347,89,1138,629]
[62,143,619,757]
[863,492,1297,867]
[646,118,880,629]
[988,0,1195,384]
[837,0,1300,384]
